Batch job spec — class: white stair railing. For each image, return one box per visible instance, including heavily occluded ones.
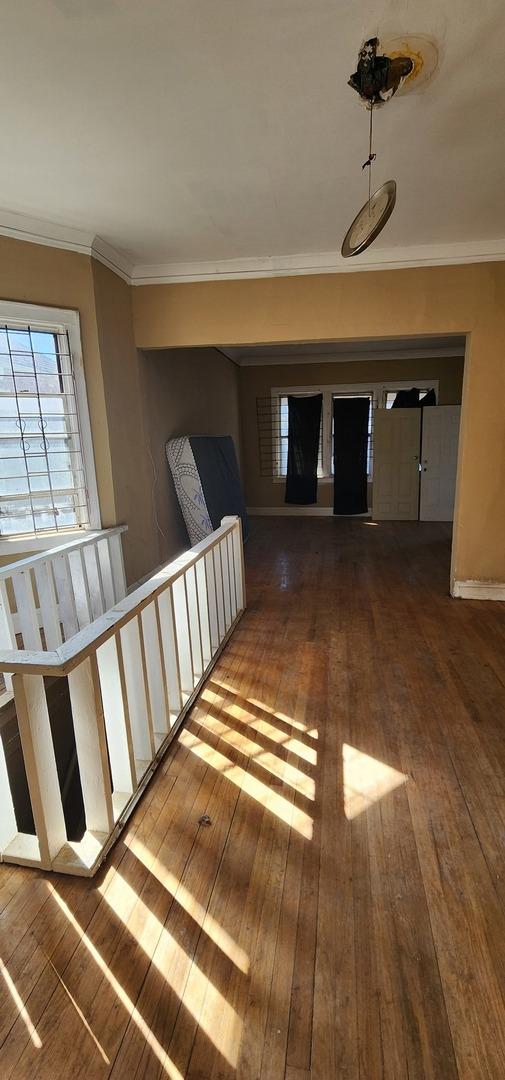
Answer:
[0,517,245,876]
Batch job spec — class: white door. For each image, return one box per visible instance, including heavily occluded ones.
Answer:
[373,408,421,520]
[420,405,461,521]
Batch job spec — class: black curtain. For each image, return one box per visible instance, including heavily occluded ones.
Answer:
[285,394,322,505]
[392,387,420,408]
[333,397,369,515]
[392,386,437,407]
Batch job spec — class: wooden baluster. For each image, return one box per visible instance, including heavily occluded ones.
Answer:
[213,544,226,640]
[204,550,219,654]
[196,556,212,665]
[67,549,92,630]
[172,574,194,697]
[220,539,232,630]
[96,636,136,805]
[34,561,62,649]
[0,735,18,855]
[52,553,79,640]
[226,531,237,619]
[96,537,115,610]
[109,532,127,602]
[0,579,17,693]
[12,673,67,869]
[67,655,115,836]
[12,570,43,650]
[157,586,183,720]
[185,566,203,680]
[119,616,155,768]
[82,542,106,619]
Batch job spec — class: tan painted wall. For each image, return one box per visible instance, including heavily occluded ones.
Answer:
[131,263,505,586]
[138,347,241,566]
[91,260,159,583]
[0,235,117,530]
[239,355,464,509]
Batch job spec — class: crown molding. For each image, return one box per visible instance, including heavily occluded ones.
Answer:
[0,209,133,283]
[1,208,505,287]
[130,237,505,284]
[230,344,465,367]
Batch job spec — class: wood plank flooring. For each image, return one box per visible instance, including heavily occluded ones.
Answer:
[2,517,505,1078]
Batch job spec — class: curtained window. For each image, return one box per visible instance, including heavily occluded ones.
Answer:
[285,394,322,505]
[333,397,369,515]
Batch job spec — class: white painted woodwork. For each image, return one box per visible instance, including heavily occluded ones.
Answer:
[96,636,136,796]
[12,673,67,867]
[204,551,219,653]
[67,656,115,834]
[420,406,461,521]
[0,736,18,852]
[373,409,421,521]
[0,518,245,876]
[34,561,62,649]
[185,567,204,680]
[12,571,43,650]
[120,616,154,761]
[52,554,79,639]
[213,544,226,638]
[172,574,195,696]
[157,588,183,718]
[139,603,168,739]
[82,542,106,619]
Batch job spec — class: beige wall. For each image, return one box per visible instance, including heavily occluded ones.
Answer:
[138,347,241,566]
[0,235,116,525]
[131,263,505,586]
[91,260,159,583]
[239,355,464,509]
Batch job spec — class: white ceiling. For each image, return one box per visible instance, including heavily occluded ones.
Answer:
[1,1,504,282]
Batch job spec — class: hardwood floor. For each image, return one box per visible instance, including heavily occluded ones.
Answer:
[2,516,505,1078]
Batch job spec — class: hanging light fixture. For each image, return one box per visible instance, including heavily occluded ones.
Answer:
[341,37,413,258]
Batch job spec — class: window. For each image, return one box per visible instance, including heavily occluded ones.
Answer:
[384,388,433,408]
[278,395,324,477]
[0,302,99,539]
[266,380,439,482]
[332,393,373,477]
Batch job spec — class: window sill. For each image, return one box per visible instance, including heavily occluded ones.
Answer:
[0,529,97,556]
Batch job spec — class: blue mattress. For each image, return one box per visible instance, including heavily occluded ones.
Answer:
[166,435,248,546]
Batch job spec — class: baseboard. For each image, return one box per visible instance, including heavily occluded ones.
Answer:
[452,580,505,601]
[247,505,333,517]
[247,506,372,518]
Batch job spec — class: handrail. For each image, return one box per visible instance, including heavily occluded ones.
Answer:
[0,515,246,876]
[0,519,237,677]
[0,525,127,581]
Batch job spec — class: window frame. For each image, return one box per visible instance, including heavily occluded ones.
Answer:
[0,300,100,551]
[271,379,439,481]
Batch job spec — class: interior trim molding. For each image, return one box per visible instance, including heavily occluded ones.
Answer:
[247,506,334,517]
[0,209,133,283]
[131,238,505,285]
[247,506,372,518]
[1,208,505,286]
[452,580,505,601]
[232,345,464,366]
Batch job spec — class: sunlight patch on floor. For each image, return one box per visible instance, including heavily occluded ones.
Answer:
[212,678,318,738]
[179,728,313,839]
[48,886,184,1078]
[0,957,42,1049]
[343,743,408,819]
[99,871,242,1068]
[126,834,250,974]
[197,697,315,799]
[202,687,317,765]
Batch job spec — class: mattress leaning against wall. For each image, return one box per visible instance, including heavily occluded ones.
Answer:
[166,435,249,546]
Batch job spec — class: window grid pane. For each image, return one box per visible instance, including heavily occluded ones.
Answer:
[0,325,91,537]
